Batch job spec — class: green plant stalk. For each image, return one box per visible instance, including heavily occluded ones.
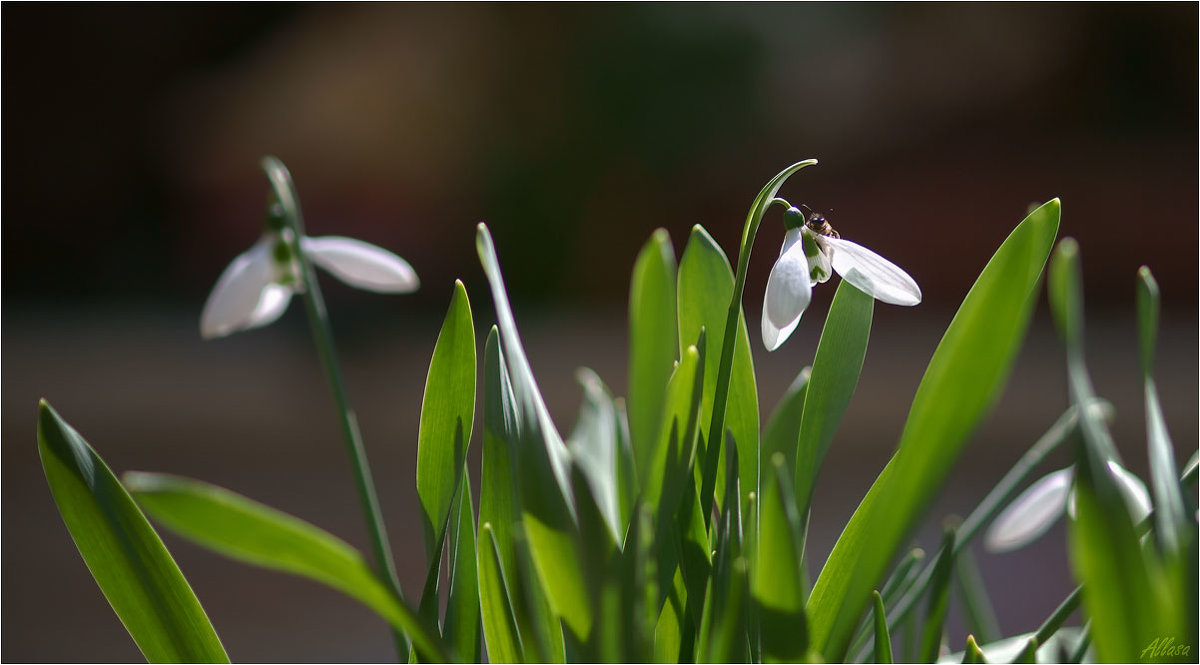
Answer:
[1033,585,1081,646]
[866,430,1199,663]
[848,549,924,661]
[699,159,817,530]
[262,156,409,657]
[1068,622,1091,663]
[850,403,1102,662]
[954,547,1001,644]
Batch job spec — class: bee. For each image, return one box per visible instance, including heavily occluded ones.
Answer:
[800,204,840,238]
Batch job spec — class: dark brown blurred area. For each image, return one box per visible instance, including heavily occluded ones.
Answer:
[3,4,1196,662]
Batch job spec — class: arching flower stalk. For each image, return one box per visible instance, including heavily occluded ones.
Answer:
[762,205,922,351]
[199,156,415,657]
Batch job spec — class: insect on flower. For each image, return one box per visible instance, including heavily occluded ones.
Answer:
[200,204,418,339]
[762,205,922,351]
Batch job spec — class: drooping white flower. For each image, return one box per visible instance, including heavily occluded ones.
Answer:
[762,206,921,351]
[984,462,1153,553]
[200,228,418,339]
[985,467,1074,553]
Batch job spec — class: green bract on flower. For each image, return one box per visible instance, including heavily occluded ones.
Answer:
[200,219,418,339]
[762,206,922,351]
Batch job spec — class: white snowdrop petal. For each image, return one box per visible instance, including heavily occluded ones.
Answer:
[761,230,811,351]
[985,467,1074,552]
[243,284,293,331]
[765,231,813,328]
[200,241,276,339]
[1107,461,1152,524]
[761,308,801,352]
[302,236,419,293]
[825,236,922,306]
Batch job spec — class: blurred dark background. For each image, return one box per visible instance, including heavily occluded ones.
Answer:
[3,4,1196,661]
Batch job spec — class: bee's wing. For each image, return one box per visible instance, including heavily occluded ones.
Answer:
[824,236,922,306]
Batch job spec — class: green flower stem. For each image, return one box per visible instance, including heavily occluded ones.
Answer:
[1068,622,1092,662]
[262,156,410,658]
[699,159,817,531]
[1033,584,1082,646]
[857,399,1198,663]
[850,403,1103,662]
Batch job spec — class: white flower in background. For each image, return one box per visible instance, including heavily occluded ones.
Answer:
[984,462,1152,553]
[200,227,418,339]
[762,206,922,351]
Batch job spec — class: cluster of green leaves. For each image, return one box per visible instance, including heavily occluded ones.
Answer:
[37,161,1196,664]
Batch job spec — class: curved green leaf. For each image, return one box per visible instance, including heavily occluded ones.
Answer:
[38,401,229,663]
[795,279,873,514]
[445,475,480,662]
[566,368,624,543]
[122,471,447,661]
[1049,240,1181,662]
[678,224,758,518]
[755,453,809,663]
[761,367,811,473]
[416,279,476,562]
[808,199,1060,660]
[628,228,679,480]
[478,524,524,663]
[476,223,590,643]
[872,591,892,664]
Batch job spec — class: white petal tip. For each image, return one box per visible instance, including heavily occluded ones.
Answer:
[984,468,1073,553]
[303,236,419,294]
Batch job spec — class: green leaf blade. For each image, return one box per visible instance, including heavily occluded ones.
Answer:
[38,402,229,663]
[478,524,524,663]
[794,279,874,514]
[808,199,1061,660]
[445,476,481,663]
[476,223,590,643]
[416,279,477,563]
[677,224,759,517]
[122,471,447,661]
[566,368,624,543]
[628,228,679,480]
[755,453,809,663]
[872,591,892,664]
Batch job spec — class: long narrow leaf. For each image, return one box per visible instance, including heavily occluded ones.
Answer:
[808,199,1060,660]
[1137,267,1192,555]
[678,224,759,519]
[794,279,873,515]
[476,223,591,643]
[628,228,679,480]
[38,402,229,663]
[445,474,480,662]
[755,453,809,663]
[416,280,477,562]
[478,524,524,663]
[566,368,624,543]
[871,591,892,664]
[918,527,956,663]
[478,327,527,657]
[122,471,446,660]
[1049,240,1175,661]
[762,367,811,471]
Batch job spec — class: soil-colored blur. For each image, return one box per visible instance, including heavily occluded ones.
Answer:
[3,4,1196,661]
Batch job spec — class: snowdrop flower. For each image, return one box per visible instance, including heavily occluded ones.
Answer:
[984,462,1152,553]
[762,206,921,351]
[200,213,418,339]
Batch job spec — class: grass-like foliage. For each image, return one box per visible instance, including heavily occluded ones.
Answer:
[37,158,1197,663]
